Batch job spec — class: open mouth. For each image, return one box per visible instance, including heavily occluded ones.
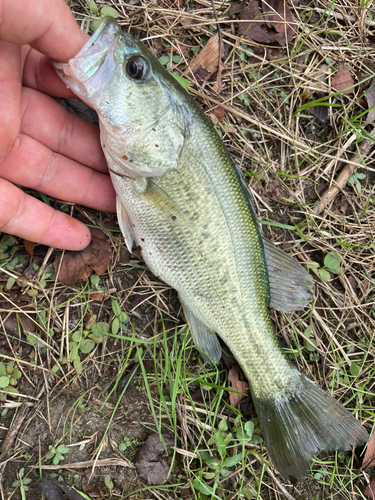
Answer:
[52,17,120,98]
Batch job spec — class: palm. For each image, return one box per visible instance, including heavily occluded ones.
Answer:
[0,0,116,250]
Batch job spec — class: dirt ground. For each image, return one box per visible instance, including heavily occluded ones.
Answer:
[1,1,375,499]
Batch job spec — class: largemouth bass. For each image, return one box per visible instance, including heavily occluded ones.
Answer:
[54,18,368,481]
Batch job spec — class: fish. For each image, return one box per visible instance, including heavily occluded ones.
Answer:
[53,17,368,481]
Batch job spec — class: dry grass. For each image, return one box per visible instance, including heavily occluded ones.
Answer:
[1,0,375,499]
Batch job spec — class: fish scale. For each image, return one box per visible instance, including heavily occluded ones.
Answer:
[53,17,369,481]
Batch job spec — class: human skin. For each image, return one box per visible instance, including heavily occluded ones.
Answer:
[0,0,116,251]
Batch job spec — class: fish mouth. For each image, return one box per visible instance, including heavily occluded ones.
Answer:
[52,17,120,100]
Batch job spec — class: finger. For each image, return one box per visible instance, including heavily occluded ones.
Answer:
[0,133,116,213]
[0,0,87,61]
[21,87,106,172]
[0,40,21,156]
[22,47,80,98]
[0,178,91,250]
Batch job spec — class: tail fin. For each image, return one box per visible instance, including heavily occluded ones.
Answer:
[253,374,368,482]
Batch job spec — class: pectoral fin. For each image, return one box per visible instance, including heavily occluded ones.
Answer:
[263,237,314,313]
[181,302,221,364]
[116,195,134,253]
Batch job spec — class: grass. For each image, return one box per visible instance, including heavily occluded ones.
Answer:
[1,0,375,499]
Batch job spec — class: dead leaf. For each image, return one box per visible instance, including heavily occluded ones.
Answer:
[53,228,111,286]
[364,80,375,123]
[135,433,174,485]
[23,239,35,257]
[207,106,225,122]
[307,102,329,123]
[18,313,36,332]
[193,65,207,84]
[89,292,104,302]
[164,43,188,54]
[364,479,375,499]
[238,0,295,47]
[119,247,130,263]
[239,1,274,44]
[187,34,223,81]
[31,479,86,500]
[263,0,295,46]
[228,364,249,406]
[221,350,249,406]
[361,432,375,471]
[340,197,350,214]
[153,39,164,51]
[331,62,354,95]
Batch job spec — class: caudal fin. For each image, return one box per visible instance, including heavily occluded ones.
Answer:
[253,374,369,482]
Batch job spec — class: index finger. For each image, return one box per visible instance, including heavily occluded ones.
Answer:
[0,0,86,61]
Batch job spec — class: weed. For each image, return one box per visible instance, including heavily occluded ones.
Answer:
[307,251,342,281]
[0,361,20,400]
[45,443,70,465]
[111,299,129,335]
[348,168,366,193]
[12,468,31,499]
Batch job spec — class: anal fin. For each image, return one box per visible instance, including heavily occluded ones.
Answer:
[181,301,221,364]
[263,237,314,313]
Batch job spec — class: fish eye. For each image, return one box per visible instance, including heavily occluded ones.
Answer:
[125,56,148,80]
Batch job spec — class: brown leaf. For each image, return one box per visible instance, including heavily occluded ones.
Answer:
[153,39,164,51]
[331,63,354,95]
[228,364,249,406]
[18,313,36,332]
[263,0,295,46]
[340,197,350,214]
[136,433,174,485]
[53,228,111,286]
[89,292,104,302]
[211,106,225,122]
[188,34,223,81]
[307,103,329,123]
[238,0,295,47]
[361,432,375,471]
[364,479,375,499]
[238,1,274,44]
[193,65,207,84]
[23,239,35,257]
[364,80,375,123]
[230,2,246,15]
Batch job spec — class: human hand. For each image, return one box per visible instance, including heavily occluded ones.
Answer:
[0,0,116,251]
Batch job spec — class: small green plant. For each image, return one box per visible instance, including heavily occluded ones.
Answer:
[238,93,251,107]
[0,361,21,400]
[39,265,56,288]
[12,468,32,498]
[65,320,110,373]
[46,442,70,465]
[302,326,320,362]
[348,168,366,193]
[104,475,114,490]
[307,251,342,281]
[111,300,129,335]
[192,418,262,497]
[208,114,234,138]
[118,436,140,452]
[88,0,118,30]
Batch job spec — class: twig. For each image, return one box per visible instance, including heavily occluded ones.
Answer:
[316,127,375,214]
[266,466,297,500]
[0,403,29,484]
[35,457,135,470]
[210,0,223,92]
[315,7,375,27]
